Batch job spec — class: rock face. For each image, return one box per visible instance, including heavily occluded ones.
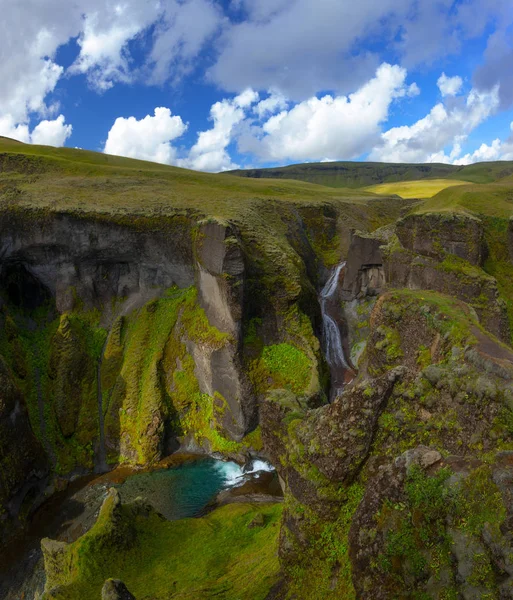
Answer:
[385,213,510,342]
[0,200,359,543]
[262,284,513,598]
[350,451,513,600]
[396,212,486,265]
[0,356,48,542]
[341,232,386,300]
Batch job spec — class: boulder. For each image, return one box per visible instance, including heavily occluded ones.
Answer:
[102,579,136,600]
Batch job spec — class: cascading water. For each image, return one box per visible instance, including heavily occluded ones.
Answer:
[320,262,355,399]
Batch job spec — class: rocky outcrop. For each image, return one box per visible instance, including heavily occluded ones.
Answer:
[396,212,486,265]
[341,232,386,300]
[350,450,513,599]
[102,579,136,600]
[260,370,403,597]
[262,288,513,598]
[384,213,510,342]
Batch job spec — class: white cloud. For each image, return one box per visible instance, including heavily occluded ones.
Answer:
[437,73,463,97]
[178,89,259,172]
[148,0,224,85]
[0,0,221,144]
[254,92,289,119]
[70,9,151,91]
[369,85,500,163]
[238,63,417,163]
[451,122,513,164]
[209,0,509,100]
[104,108,187,163]
[31,115,73,146]
[0,114,72,147]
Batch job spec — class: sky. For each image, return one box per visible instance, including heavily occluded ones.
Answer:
[1,0,513,172]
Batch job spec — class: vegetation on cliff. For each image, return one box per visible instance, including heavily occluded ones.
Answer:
[6,137,513,599]
[41,489,282,600]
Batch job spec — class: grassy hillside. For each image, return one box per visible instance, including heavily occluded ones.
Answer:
[227,160,513,189]
[413,181,513,218]
[0,137,386,220]
[363,178,469,198]
[43,496,283,600]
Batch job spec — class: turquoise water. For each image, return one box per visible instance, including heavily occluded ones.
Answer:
[114,459,245,520]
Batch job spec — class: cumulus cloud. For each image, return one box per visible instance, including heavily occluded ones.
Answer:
[238,64,418,163]
[148,0,224,85]
[0,114,72,146]
[31,115,73,146]
[103,90,258,172]
[0,0,221,144]
[437,73,463,97]
[178,89,259,171]
[369,85,500,163]
[70,7,155,91]
[208,0,512,100]
[253,93,289,119]
[104,108,187,164]
[452,122,513,165]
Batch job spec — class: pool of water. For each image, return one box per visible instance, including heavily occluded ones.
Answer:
[115,459,249,520]
[0,457,275,600]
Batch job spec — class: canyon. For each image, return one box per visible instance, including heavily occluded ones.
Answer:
[2,137,513,598]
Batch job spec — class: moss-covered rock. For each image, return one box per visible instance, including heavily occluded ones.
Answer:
[41,488,282,600]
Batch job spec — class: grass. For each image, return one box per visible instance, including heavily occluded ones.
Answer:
[0,138,413,277]
[226,160,513,189]
[412,181,513,218]
[43,500,283,600]
[363,179,469,199]
[0,137,380,217]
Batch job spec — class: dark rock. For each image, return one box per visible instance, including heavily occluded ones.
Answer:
[341,232,386,301]
[102,579,136,600]
[396,212,486,265]
[0,356,48,543]
[247,513,265,528]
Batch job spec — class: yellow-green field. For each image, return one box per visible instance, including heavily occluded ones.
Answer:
[363,178,469,199]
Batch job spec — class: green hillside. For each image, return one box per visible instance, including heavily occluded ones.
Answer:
[226,160,513,189]
[0,137,382,220]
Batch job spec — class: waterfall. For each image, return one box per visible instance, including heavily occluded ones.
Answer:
[214,460,275,488]
[320,262,353,397]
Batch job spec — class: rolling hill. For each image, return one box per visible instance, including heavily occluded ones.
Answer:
[226,160,513,189]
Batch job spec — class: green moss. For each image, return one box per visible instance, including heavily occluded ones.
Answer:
[379,466,455,588]
[375,325,403,363]
[43,497,283,600]
[249,343,312,396]
[453,465,506,536]
[377,464,508,597]
[285,483,365,599]
[0,301,111,474]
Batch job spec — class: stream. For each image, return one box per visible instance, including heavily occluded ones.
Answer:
[0,457,276,600]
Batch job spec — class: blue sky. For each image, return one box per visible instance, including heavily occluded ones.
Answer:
[1,0,513,171]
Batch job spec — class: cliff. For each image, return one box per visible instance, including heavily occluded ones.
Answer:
[0,138,409,544]
[6,137,513,600]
